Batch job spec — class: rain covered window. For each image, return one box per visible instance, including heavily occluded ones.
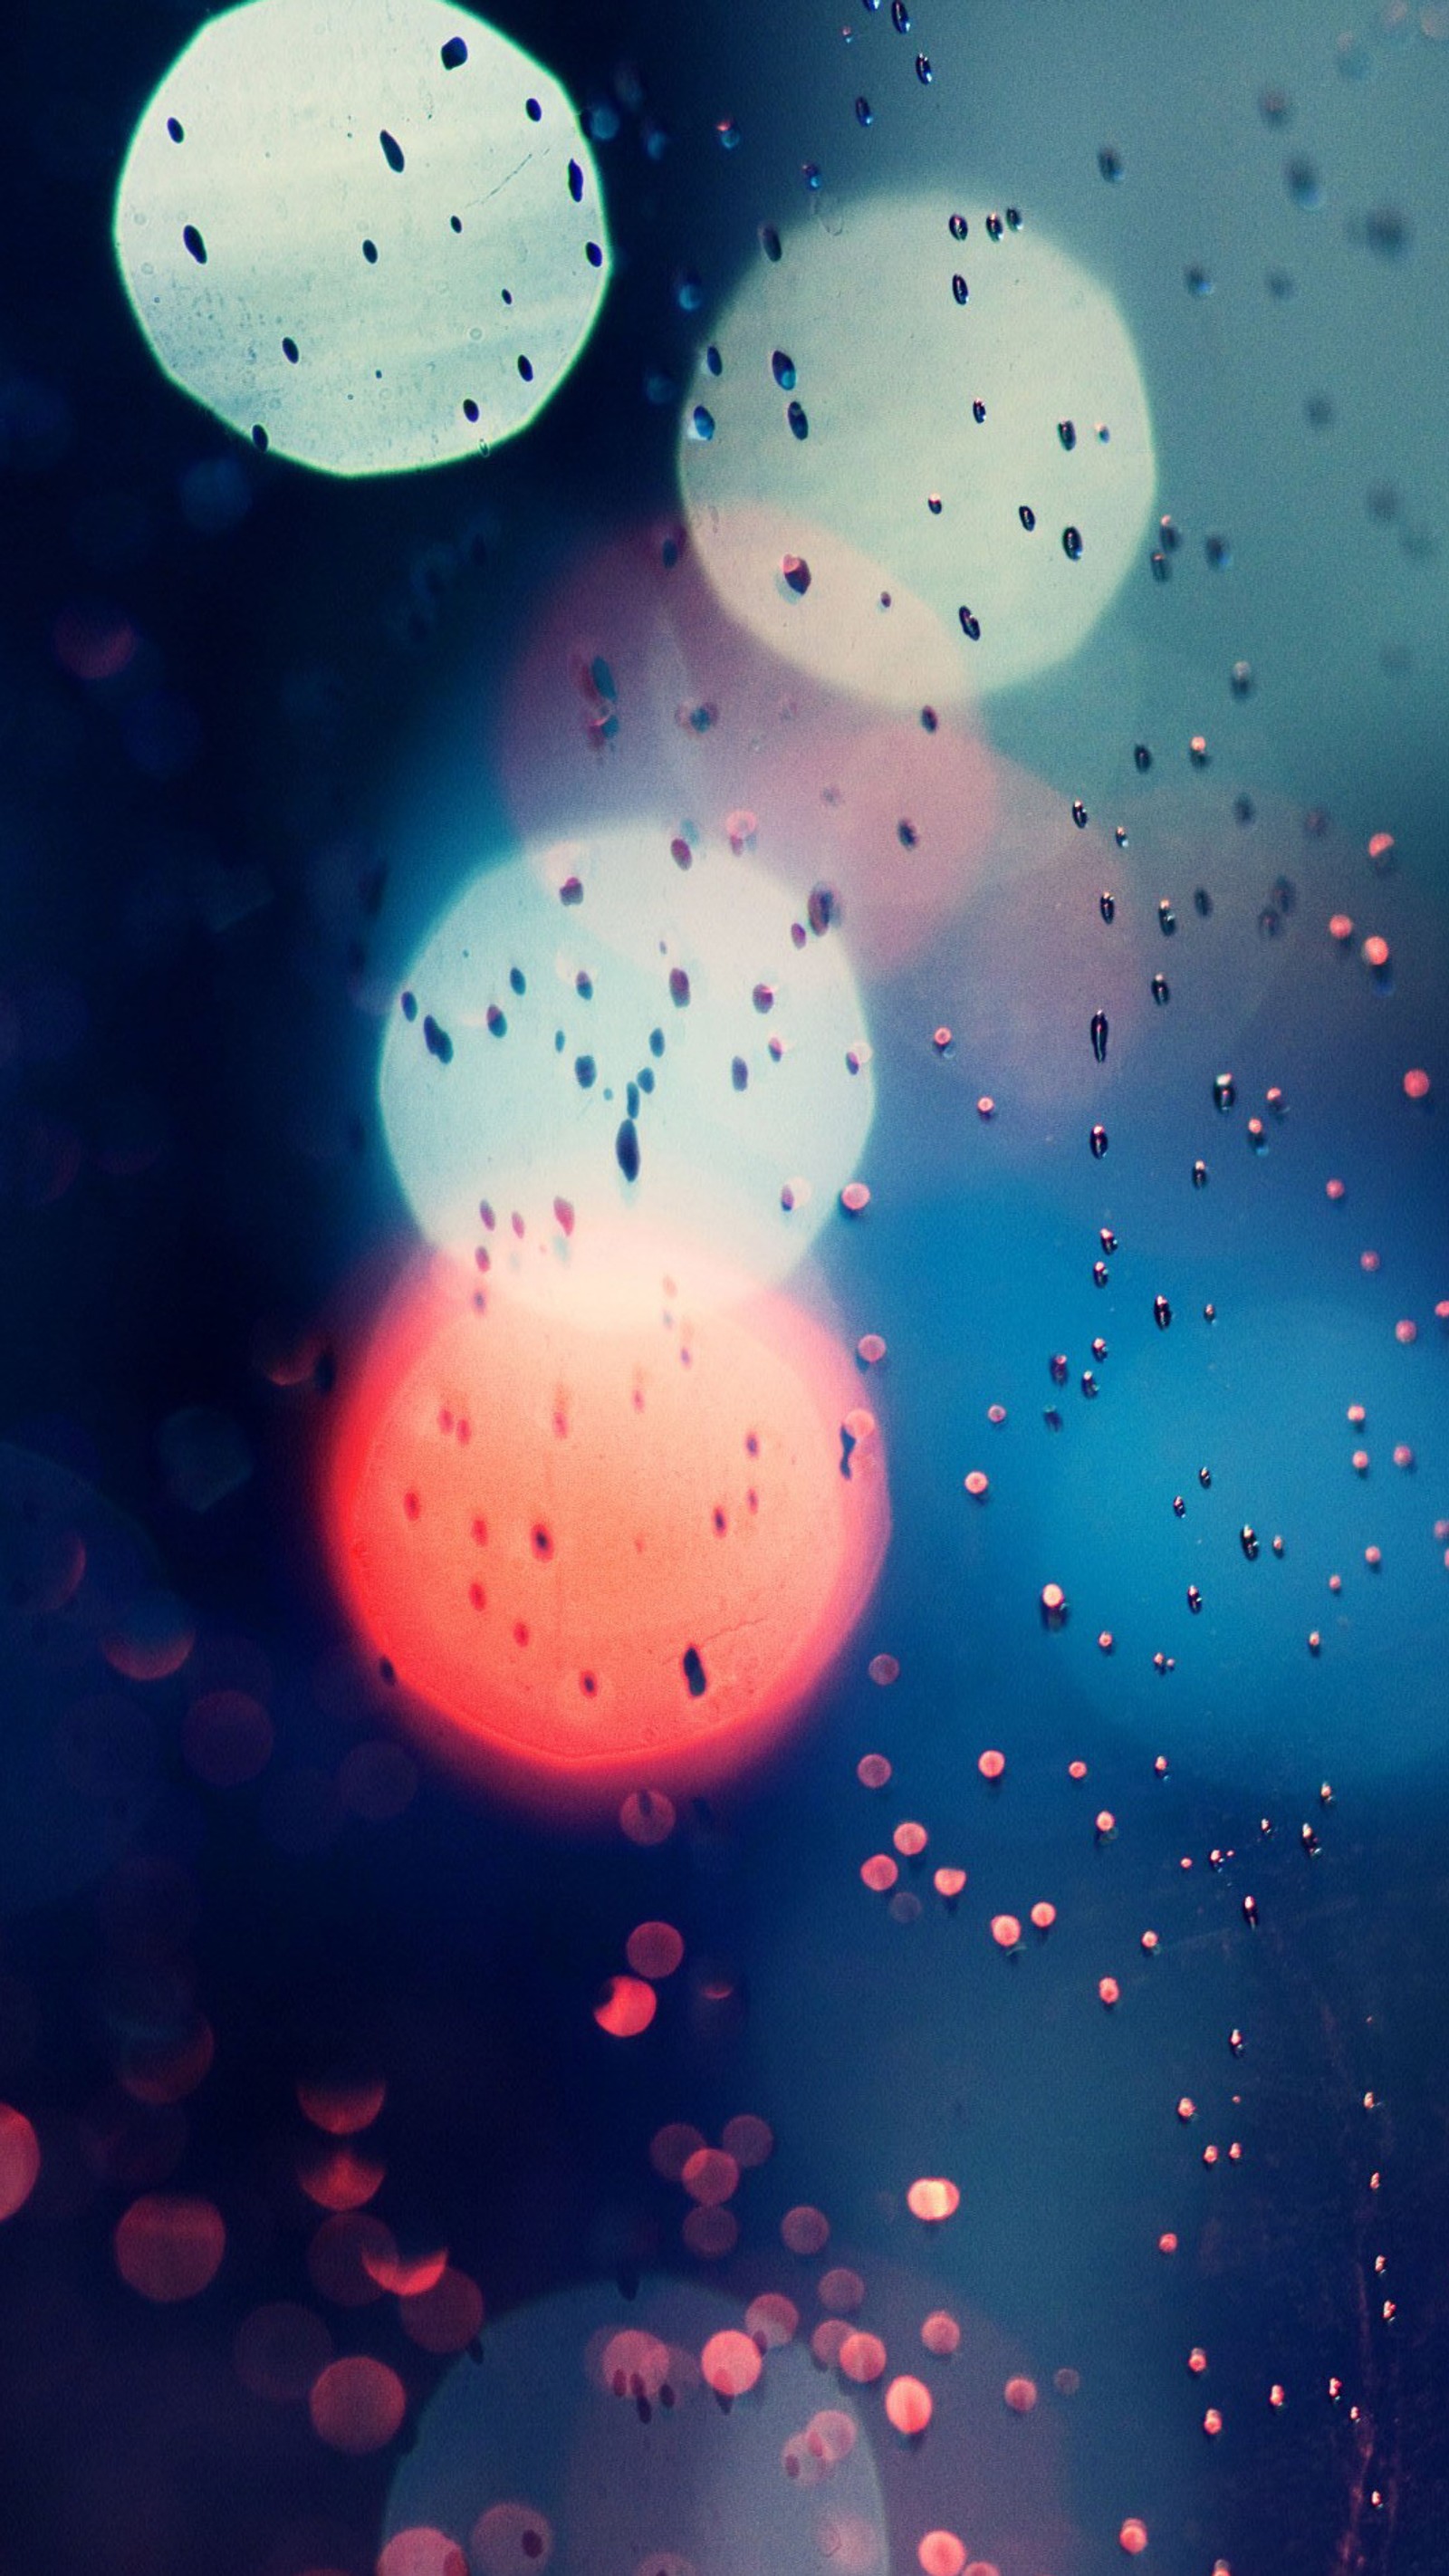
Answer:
[1,0,1445,2569]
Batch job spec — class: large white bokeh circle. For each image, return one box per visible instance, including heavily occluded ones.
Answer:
[680,192,1156,706]
[379,826,876,1301]
[113,0,609,476]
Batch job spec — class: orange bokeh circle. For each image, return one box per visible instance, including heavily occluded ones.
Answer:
[326,1250,888,1809]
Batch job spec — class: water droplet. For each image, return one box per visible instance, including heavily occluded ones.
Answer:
[1090,1011,1108,1063]
[1090,1124,1108,1159]
[1062,525,1084,559]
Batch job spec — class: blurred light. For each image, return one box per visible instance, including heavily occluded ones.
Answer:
[113,0,609,476]
[379,827,874,1306]
[113,2191,226,2300]
[496,524,1003,972]
[386,2280,886,2573]
[679,195,1155,707]
[326,1252,888,1804]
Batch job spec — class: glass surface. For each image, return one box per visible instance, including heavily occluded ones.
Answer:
[2,1,1446,2571]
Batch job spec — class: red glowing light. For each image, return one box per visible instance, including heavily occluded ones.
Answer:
[0,2105,41,2221]
[599,2328,672,2398]
[306,2210,396,2307]
[681,2147,739,2206]
[398,2266,485,2353]
[920,2311,961,2356]
[593,1975,657,2038]
[885,2375,933,2435]
[309,2354,407,2453]
[819,2264,866,2313]
[648,2121,705,2180]
[683,2205,738,2258]
[113,2191,226,2301]
[620,1789,677,1846]
[721,2112,774,2166]
[838,2330,888,2384]
[1003,2374,1038,2412]
[918,2537,966,2576]
[297,2073,387,2137]
[700,2329,763,2397]
[907,2177,960,2222]
[326,1254,887,1809]
[626,1921,686,1979]
[745,2291,799,2348]
[297,2142,385,2211]
[781,2204,830,2254]
[377,2533,469,2576]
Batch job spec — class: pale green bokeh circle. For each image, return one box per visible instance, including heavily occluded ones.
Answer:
[113,0,609,476]
[679,192,1156,707]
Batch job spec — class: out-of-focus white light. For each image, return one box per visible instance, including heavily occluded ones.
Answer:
[679,192,1155,706]
[113,0,609,476]
[379,824,876,1304]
